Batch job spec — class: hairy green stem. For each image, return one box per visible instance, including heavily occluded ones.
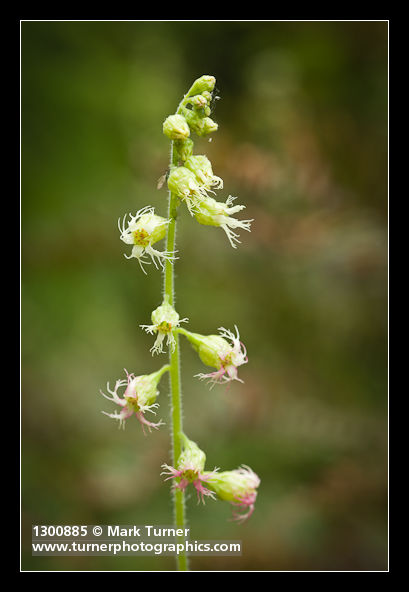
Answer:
[163,78,207,572]
[164,142,188,572]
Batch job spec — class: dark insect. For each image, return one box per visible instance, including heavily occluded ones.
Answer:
[157,168,170,190]
[210,87,221,113]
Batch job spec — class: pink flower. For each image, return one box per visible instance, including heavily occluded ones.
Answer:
[178,325,248,389]
[161,464,218,504]
[100,366,169,435]
[161,434,219,504]
[204,465,260,523]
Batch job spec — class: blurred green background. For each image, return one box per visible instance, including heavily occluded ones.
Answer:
[21,21,388,571]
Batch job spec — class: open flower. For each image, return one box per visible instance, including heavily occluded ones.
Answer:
[204,465,260,522]
[118,206,176,274]
[178,325,248,388]
[161,434,219,504]
[167,166,210,216]
[100,366,169,434]
[140,296,188,355]
[194,195,253,248]
[184,155,223,191]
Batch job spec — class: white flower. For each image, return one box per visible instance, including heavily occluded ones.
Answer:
[194,195,253,248]
[179,325,248,388]
[167,166,211,216]
[118,206,177,274]
[140,297,188,355]
[184,155,223,191]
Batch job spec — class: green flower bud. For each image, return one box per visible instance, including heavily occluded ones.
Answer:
[185,332,232,369]
[151,298,180,329]
[181,108,218,137]
[181,108,206,136]
[174,138,194,162]
[189,75,216,96]
[163,114,190,140]
[202,117,218,135]
[177,433,206,475]
[189,94,208,110]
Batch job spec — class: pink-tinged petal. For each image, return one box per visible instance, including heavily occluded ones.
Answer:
[135,411,164,436]
[231,503,255,523]
[100,379,128,406]
[193,479,217,505]
[230,492,257,522]
[161,464,184,481]
[195,367,227,388]
[174,478,190,492]
[239,341,248,363]
[101,405,134,429]
[199,468,220,482]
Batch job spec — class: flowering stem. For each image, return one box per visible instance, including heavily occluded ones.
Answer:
[162,77,218,572]
[164,142,188,572]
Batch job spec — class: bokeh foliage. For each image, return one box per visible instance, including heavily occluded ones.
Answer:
[21,20,388,571]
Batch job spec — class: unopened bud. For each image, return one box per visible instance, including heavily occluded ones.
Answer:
[189,75,216,95]
[202,117,218,135]
[174,138,194,162]
[163,114,190,141]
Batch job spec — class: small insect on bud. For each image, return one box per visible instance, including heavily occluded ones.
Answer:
[184,155,223,191]
[167,166,210,216]
[140,296,188,355]
[161,433,219,504]
[163,114,190,141]
[118,206,177,274]
[203,466,260,522]
[100,366,169,434]
[178,325,248,388]
[194,195,253,248]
